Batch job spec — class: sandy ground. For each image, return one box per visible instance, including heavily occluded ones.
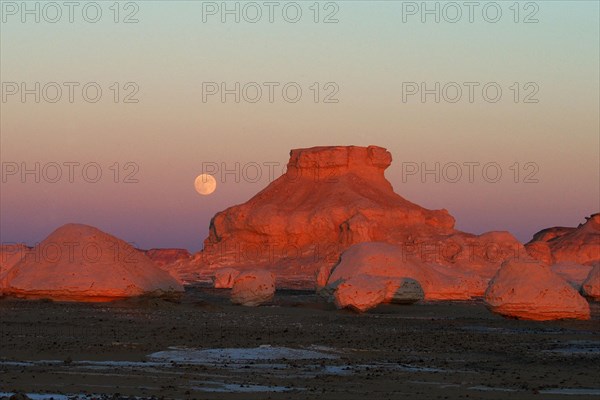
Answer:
[1,286,599,400]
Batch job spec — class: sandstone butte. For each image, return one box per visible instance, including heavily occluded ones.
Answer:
[484,258,591,321]
[172,145,525,292]
[0,224,184,302]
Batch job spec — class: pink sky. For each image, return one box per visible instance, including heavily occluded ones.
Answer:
[1,1,598,250]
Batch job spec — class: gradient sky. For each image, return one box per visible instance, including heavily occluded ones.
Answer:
[1,1,599,251]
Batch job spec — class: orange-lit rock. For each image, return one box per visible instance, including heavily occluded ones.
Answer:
[315,264,335,291]
[326,242,489,301]
[212,267,240,289]
[582,264,600,300]
[1,224,184,302]
[142,248,192,284]
[526,214,600,266]
[161,252,206,284]
[524,241,552,265]
[195,145,522,289]
[230,270,276,306]
[530,226,575,242]
[144,248,191,268]
[0,244,29,295]
[0,243,28,278]
[551,262,593,289]
[333,275,387,312]
[410,230,525,283]
[484,258,590,321]
[332,275,424,312]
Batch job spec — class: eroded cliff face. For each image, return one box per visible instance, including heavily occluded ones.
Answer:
[188,145,522,288]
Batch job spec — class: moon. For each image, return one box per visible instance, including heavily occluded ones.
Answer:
[194,174,217,195]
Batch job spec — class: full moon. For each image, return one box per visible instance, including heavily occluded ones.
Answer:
[194,174,217,195]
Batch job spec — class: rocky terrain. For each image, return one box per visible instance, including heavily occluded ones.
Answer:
[0,288,599,400]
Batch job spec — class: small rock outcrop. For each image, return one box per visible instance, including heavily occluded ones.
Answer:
[333,275,387,312]
[230,270,276,306]
[484,258,590,321]
[332,275,424,312]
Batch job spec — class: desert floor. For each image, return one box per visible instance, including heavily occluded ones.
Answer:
[1,286,599,400]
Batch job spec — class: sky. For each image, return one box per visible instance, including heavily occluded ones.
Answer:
[1,0,599,251]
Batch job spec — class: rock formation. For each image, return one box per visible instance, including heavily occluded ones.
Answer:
[230,270,276,306]
[143,248,191,268]
[484,258,590,321]
[333,275,387,312]
[0,243,29,295]
[158,252,205,284]
[0,244,28,277]
[1,224,184,301]
[212,267,240,289]
[333,275,424,312]
[550,262,593,290]
[325,242,490,300]
[192,146,523,289]
[315,264,336,291]
[530,226,575,243]
[142,248,192,283]
[388,278,425,304]
[526,214,600,266]
[582,264,600,300]
[524,241,552,266]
